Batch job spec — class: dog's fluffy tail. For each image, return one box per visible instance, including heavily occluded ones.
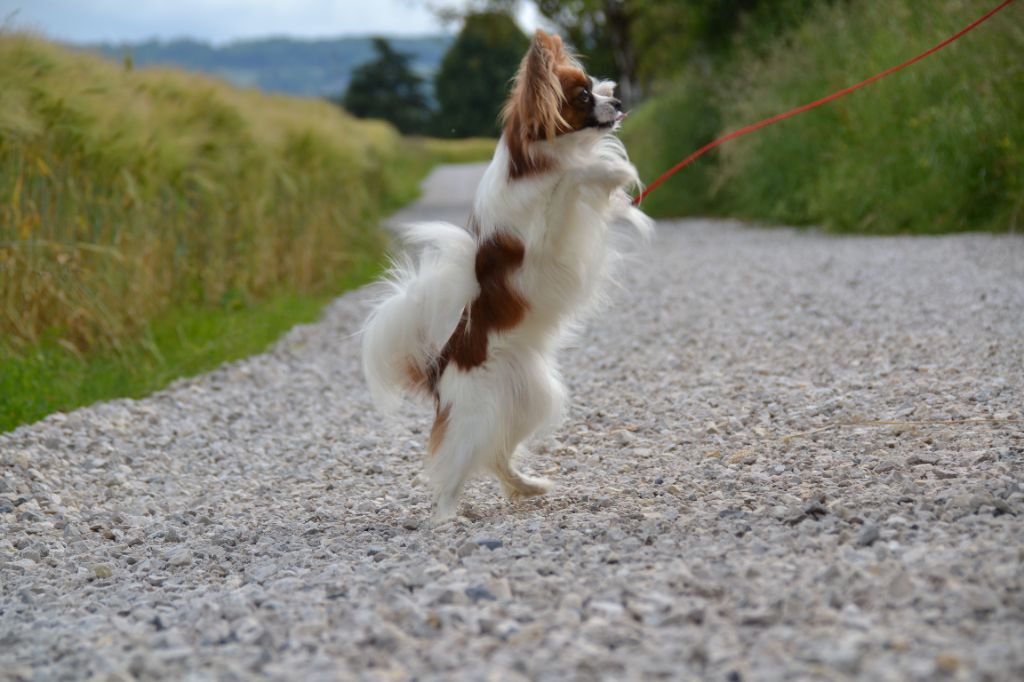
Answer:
[362,222,478,412]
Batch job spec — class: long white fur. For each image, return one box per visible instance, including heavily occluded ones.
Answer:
[361,221,478,412]
[362,77,652,521]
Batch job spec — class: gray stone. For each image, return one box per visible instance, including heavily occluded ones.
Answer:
[167,548,193,567]
[464,586,497,603]
[856,524,880,547]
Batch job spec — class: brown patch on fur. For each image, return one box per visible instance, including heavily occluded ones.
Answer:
[432,233,528,378]
[506,143,556,180]
[503,31,569,142]
[501,30,577,179]
[428,404,450,456]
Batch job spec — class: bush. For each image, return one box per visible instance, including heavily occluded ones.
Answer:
[623,0,1024,233]
[622,80,720,217]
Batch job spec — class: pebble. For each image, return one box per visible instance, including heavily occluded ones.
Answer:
[464,586,497,603]
[935,653,960,673]
[167,548,193,567]
[856,524,880,547]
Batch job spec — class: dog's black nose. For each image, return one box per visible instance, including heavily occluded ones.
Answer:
[611,98,622,111]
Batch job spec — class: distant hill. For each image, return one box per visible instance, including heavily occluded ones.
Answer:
[84,35,453,99]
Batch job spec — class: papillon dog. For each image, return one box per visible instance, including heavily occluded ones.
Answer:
[362,30,651,521]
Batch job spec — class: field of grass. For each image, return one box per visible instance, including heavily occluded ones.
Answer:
[622,0,1023,233]
[0,33,493,432]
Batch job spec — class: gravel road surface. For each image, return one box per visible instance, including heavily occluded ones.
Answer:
[2,164,1023,681]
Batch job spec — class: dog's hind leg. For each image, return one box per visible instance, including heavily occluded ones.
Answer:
[425,402,478,522]
[490,353,564,502]
[427,354,563,518]
[427,373,512,521]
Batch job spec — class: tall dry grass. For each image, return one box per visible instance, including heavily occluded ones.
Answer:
[0,34,415,353]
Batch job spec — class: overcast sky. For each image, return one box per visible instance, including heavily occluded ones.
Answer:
[0,0,542,44]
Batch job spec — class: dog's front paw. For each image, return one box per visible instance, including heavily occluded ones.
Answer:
[608,164,637,189]
[583,160,636,190]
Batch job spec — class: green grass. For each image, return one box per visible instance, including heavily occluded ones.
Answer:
[0,252,383,432]
[0,33,495,432]
[622,0,1024,233]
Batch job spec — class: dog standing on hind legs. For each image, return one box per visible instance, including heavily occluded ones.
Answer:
[362,30,652,522]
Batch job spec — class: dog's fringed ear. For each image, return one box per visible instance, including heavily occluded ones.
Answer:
[503,30,568,143]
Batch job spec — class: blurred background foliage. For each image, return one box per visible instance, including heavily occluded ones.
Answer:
[619,0,1023,234]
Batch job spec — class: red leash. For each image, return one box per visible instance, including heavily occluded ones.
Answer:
[633,0,1017,206]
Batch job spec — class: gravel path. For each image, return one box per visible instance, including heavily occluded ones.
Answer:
[2,164,1023,681]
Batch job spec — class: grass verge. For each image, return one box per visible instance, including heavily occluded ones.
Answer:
[0,253,384,432]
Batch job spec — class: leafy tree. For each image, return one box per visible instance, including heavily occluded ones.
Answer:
[432,12,530,138]
[341,37,431,134]
[631,0,839,81]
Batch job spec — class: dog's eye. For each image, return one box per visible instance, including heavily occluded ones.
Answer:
[577,89,591,103]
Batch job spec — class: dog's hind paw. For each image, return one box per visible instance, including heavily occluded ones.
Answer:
[501,474,553,502]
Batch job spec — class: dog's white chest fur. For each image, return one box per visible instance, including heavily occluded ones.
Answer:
[475,136,640,338]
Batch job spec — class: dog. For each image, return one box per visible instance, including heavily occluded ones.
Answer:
[362,29,651,521]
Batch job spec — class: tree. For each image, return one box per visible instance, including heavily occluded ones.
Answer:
[532,0,834,103]
[432,12,530,138]
[341,38,431,134]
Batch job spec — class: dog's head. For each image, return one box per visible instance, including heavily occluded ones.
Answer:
[502,30,624,177]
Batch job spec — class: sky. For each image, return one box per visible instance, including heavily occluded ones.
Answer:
[0,0,543,44]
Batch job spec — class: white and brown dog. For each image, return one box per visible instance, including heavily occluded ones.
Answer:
[362,30,651,521]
